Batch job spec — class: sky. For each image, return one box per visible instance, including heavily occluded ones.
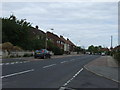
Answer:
[1,1,118,49]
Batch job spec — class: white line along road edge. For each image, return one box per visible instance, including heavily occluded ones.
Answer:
[43,64,56,68]
[1,69,34,79]
[63,68,83,86]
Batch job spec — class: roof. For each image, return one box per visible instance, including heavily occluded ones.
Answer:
[47,32,60,41]
[28,27,45,36]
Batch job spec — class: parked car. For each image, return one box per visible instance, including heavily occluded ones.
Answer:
[34,49,51,59]
[101,52,105,56]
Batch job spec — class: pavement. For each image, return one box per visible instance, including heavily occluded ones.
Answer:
[84,55,119,83]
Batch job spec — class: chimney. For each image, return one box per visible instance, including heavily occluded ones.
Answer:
[35,25,39,29]
[60,35,63,38]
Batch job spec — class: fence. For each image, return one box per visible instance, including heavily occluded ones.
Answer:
[2,50,33,58]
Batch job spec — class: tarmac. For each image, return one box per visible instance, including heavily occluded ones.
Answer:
[84,55,120,83]
[1,54,119,84]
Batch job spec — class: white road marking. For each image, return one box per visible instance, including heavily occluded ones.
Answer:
[1,69,34,79]
[63,68,83,86]
[23,61,27,63]
[5,63,9,65]
[11,62,15,64]
[0,63,3,65]
[20,62,23,63]
[1,61,30,66]
[60,61,68,64]
[15,62,19,64]
[43,64,56,68]
[70,59,75,61]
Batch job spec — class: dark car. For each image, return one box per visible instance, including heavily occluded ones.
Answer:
[34,49,51,59]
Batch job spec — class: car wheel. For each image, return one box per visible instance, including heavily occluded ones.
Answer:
[49,55,51,59]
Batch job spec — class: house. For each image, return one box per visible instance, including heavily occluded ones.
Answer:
[66,38,76,52]
[28,26,45,40]
[60,36,76,54]
[60,35,69,52]
[47,32,62,49]
[113,45,120,52]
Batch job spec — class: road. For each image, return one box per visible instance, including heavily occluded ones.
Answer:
[1,55,119,89]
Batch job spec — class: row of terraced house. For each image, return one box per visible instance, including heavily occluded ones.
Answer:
[29,26,76,54]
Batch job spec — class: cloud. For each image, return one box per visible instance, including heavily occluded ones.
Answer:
[2,2,118,48]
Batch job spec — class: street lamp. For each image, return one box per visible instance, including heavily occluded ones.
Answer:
[45,28,54,49]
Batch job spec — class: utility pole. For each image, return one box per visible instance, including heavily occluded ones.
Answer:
[111,35,113,49]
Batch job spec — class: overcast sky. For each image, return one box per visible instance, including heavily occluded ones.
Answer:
[2,2,118,48]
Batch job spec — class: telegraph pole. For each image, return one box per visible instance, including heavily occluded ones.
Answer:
[111,35,113,49]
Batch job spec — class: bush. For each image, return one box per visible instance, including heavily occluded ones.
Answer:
[23,53,32,57]
[10,55,15,58]
[52,46,64,55]
[114,51,120,63]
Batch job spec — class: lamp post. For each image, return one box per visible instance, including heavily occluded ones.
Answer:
[45,28,54,49]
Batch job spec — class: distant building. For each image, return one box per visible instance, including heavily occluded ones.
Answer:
[60,35,76,53]
[66,38,76,52]
[47,32,62,49]
[28,27,45,40]
[113,45,120,51]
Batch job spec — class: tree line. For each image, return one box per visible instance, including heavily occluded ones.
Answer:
[1,15,74,55]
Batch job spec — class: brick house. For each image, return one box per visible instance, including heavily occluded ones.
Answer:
[47,32,62,49]
[60,36,76,53]
[28,27,45,40]
[66,38,76,52]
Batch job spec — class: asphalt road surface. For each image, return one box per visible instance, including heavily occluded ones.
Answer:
[1,55,119,89]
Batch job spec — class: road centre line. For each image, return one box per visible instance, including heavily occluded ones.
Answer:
[43,64,56,68]
[5,63,9,65]
[1,69,34,79]
[60,61,68,63]
[63,68,83,86]
[11,62,15,64]
[70,59,75,61]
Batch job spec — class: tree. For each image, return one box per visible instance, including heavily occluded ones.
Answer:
[2,15,32,50]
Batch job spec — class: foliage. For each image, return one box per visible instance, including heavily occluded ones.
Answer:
[13,46,22,51]
[2,15,32,50]
[2,42,14,51]
[47,40,63,55]
[87,45,106,54]
[114,51,120,63]
[74,46,85,54]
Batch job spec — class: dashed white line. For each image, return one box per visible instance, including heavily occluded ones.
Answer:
[0,63,3,65]
[1,61,30,65]
[11,62,15,64]
[43,64,56,68]
[60,61,68,64]
[70,59,75,61]
[15,62,19,64]
[20,62,23,63]
[1,69,34,79]
[5,63,9,65]
[63,68,83,86]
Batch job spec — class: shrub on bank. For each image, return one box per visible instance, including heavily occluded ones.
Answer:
[23,53,32,57]
[114,51,120,63]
